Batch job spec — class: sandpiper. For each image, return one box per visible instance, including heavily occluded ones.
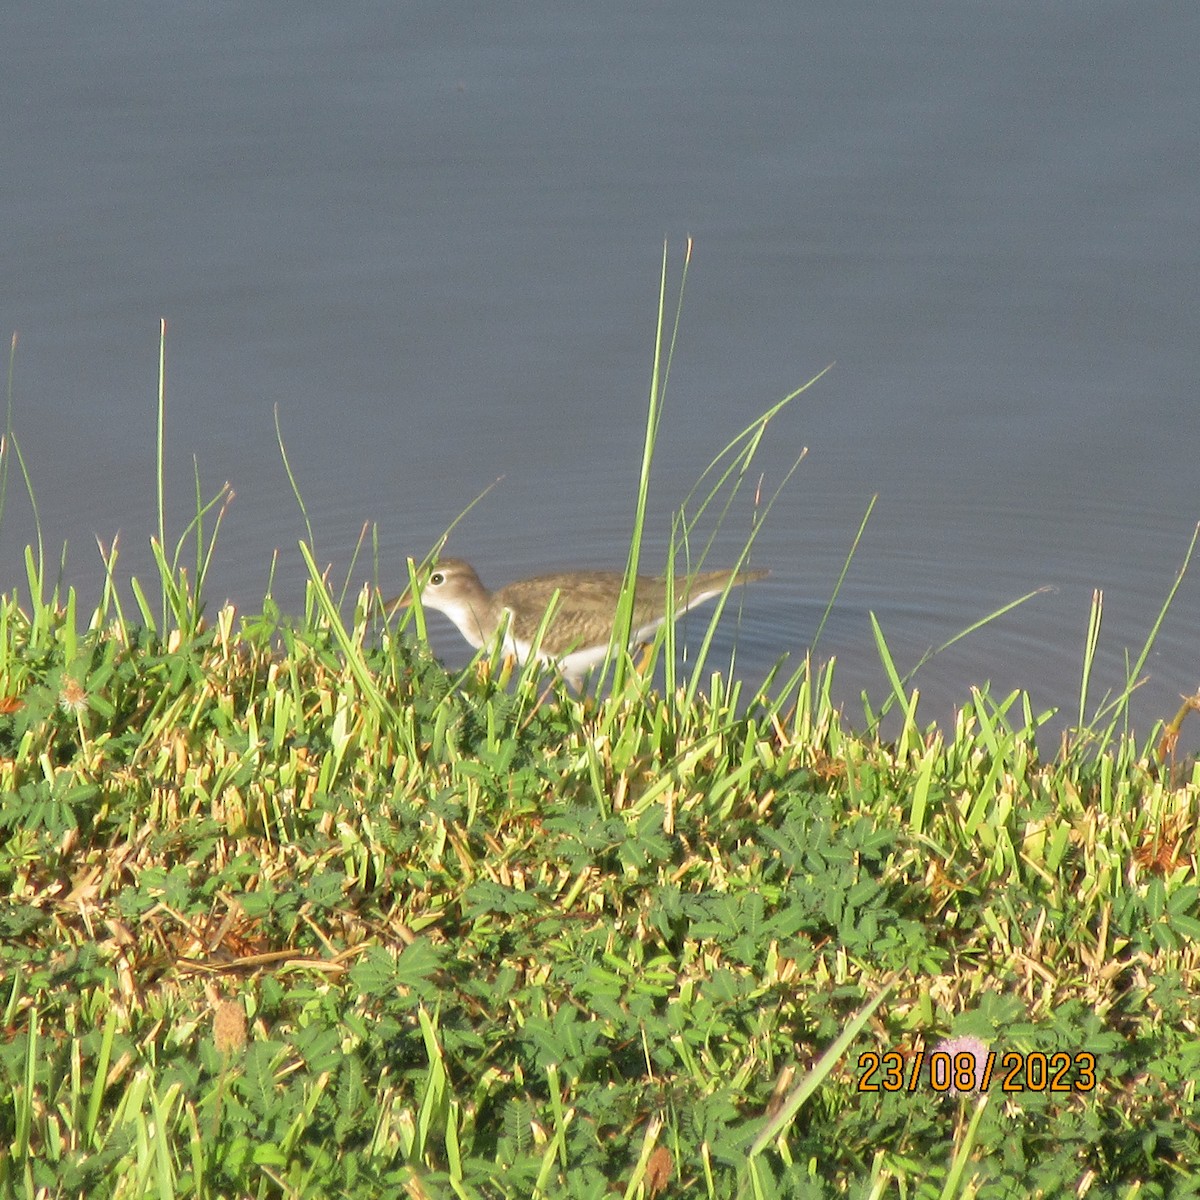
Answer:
[387,557,768,685]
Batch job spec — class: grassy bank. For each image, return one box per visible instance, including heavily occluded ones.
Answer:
[1,579,1198,1199]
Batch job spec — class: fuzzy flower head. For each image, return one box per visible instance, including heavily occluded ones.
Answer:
[58,677,89,717]
[932,1035,991,1095]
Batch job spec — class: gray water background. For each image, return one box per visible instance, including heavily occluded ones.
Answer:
[3,3,1199,745]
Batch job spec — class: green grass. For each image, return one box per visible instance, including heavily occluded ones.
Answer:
[1,256,1199,1198]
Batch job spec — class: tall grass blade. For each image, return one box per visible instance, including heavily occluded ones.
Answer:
[13,435,45,615]
[744,981,893,1162]
[867,586,1049,730]
[939,1094,989,1200]
[812,494,875,654]
[275,401,316,552]
[15,1007,36,1160]
[156,318,168,627]
[765,491,873,724]
[1082,520,1200,757]
[86,1008,119,1145]
[606,238,683,694]
[1077,588,1103,731]
[298,539,394,721]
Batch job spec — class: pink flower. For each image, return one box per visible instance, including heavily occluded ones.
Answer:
[932,1035,991,1095]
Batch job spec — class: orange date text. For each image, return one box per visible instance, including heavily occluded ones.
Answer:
[855,1049,1097,1094]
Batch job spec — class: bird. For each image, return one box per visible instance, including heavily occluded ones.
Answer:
[386,556,768,686]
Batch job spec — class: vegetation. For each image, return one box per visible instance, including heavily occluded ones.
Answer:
[2,258,1199,1198]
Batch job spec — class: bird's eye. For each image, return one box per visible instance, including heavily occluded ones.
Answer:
[430,572,445,586]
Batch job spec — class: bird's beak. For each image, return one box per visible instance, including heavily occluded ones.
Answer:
[381,587,414,612]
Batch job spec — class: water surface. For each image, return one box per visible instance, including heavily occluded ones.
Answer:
[3,3,1198,744]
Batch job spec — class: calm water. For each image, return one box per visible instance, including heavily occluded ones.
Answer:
[4,4,1199,744]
